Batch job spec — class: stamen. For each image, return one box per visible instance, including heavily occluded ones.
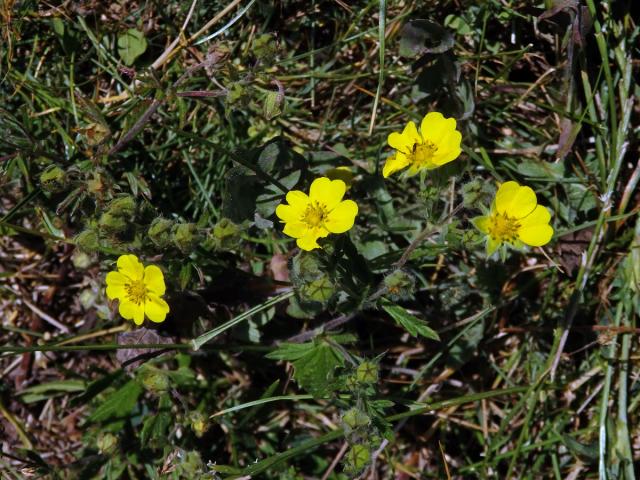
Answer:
[302,202,328,227]
[411,141,439,166]
[125,279,147,305]
[487,212,520,244]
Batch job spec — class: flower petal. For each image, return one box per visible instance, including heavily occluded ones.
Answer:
[145,294,170,323]
[296,234,321,251]
[382,152,411,178]
[144,265,166,295]
[309,177,346,209]
[119,300,144,325]
[285,190,310,207]
[421,112,457,144]
[105,271,128,300]
[283,221,309,238]
[432,147,462,167]
[519,204,551,228]
[388,121,421,153]
[518,224,554,247]
[432,130,462,166]
[325,200,358,233]
[495,181,537,218]
[117,254,144,280]
[276,203,305,223]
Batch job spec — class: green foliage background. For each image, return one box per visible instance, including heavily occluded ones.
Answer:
[1,0,639,479]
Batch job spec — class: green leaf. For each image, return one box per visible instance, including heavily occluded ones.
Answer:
[140,394,172,446]
[382,303,440,341]
[561,434,598,460]
[267,340,345,397]
[117,29,147,66]
[88,379,143,423]
[399,19,454,57]
[19,379,86,403]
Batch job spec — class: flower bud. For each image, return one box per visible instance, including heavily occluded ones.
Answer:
[98,211,127,234]
[39,165,66,193]
[74,229,100,252]
[383,269,415,301]
[107,195,136,218]
[299,275,335,303]
[206,217,240,250]
[87,172,104,196]
[172,223,198,253]
[188,411,209,438]
[344,444,370,474]
[96,432,118,454]
[71,250,94,269]
[356,361,379,384]
[140,368,169,393]
[148,217,173,248]
[342,408,370,431]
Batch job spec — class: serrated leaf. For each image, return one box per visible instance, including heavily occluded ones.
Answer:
[88,379,143,423]
[382,303,440,341]
[140,394,172,446]
[117,29,147,66]
[267,340,344,397]
[266,342,315,361]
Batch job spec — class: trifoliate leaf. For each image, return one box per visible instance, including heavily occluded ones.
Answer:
[382,302,440,341]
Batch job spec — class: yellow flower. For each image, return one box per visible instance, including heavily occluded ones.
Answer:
[275,177,358,251]
[472,181,554,256]
[383,112,462,178]
[105,254,170,325]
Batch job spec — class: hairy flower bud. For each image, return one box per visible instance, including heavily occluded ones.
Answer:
[96,432,118,454]
[39,165,67,193]
[205,217,240,250]
[172,223,198,253]
[74,229,100,252]
[383,269,416,301]
[148,217,173,248]
[98,211,127,234]
[107,195,136,218]
[344,444,371,474]
[290,252,336,306]
[140,368,169,393]
[343,408,370,431]
[356,361,379,384]
[188,411,209,438]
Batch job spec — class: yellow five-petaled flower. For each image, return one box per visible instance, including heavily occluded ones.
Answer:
[275,177,358,251]
[383,112,462,178]
[106,254,170,325]
[472,181,554,256]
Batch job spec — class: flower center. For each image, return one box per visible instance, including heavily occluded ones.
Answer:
[125,279,147,305]
[487,212,520,242]
[411,141,438,165]
[302,202,328,228]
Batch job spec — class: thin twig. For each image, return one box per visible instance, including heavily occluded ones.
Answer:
[321,441,349,480]
[151,0,199,70]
